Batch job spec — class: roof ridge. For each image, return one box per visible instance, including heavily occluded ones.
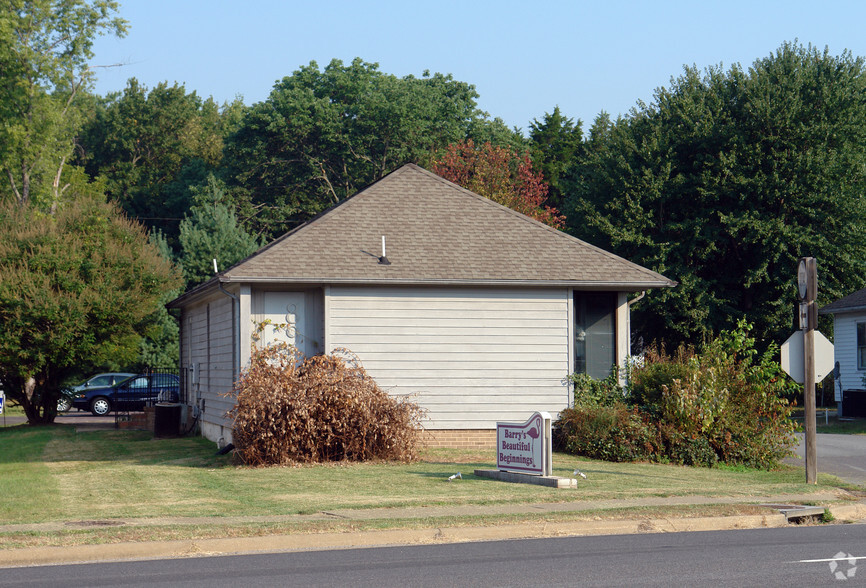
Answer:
[400,164,674,286]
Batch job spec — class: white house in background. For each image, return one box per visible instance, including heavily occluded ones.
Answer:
[820,286,866,415]
[167,164,675,447]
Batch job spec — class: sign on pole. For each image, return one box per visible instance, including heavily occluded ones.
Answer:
[496,411,552,476]
[781,330,834,384]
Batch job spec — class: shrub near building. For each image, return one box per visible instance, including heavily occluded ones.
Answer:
[555,321,797,468]
[227,342,424,466]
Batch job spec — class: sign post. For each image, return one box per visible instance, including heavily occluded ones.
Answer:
[798,257,818,484]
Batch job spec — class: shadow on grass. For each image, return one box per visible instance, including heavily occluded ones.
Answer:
[0,423,235,469]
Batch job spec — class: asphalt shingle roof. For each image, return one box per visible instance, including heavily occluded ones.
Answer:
[820,286,866,315]
[175,164,674,303]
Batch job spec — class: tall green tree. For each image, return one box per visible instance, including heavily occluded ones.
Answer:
[566,42,866,349]
[179,176,262,288]
[137,230,181,369]
[0,0,127,209]
[77,78,224,240]
[528,106,584,209]
[0,197,181,424]
[223,58,513,238]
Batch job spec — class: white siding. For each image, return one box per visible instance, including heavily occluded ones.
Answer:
[181,292,236,441]
[327,286,571,429]
[835,313,866,391]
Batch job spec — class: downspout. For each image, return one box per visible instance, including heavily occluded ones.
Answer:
[217,281,239,383]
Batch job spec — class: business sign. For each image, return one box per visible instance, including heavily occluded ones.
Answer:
[0,390,4,415]
[496,411,552,476]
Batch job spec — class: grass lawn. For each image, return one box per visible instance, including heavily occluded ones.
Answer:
[0,401,24,419]
[0,423,854,548]
[790,408,866,435]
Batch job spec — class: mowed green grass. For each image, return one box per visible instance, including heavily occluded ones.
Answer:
[0,424,841,527]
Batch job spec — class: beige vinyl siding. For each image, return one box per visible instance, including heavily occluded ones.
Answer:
[327,286,570,429]
[835,313,865,391]
[181,292,236,437]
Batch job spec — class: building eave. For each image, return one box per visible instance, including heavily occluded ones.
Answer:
[820,304,866,316]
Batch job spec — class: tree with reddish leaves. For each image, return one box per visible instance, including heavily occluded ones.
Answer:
[432,140,565,229]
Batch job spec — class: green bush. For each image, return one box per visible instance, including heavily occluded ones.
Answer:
[554,402,656,462]
[566,371,624,407]
[628,346,693,408]
[555,320,796,469]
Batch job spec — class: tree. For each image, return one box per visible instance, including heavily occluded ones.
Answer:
[77,78,224,240]
[0,0,127,209]
[178,176,262,288]
[0,197,181,424]
[566,42,866,349]
[432,140,565,228]
[137,230,180,369]
[223,58,510,239]
[528,106,584,210]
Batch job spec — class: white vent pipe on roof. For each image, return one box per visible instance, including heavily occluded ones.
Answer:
[378,236,391,265]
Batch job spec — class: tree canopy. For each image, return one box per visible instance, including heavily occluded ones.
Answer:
[178,176,262,288]
[77,78,225,240]
[0,0,127,209]
[528,106,584,210]
[223,58,520,238]
[433,140,564,228]
[0,197,181,423]
[566,42,866,348]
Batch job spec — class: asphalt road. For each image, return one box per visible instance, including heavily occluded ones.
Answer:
[1,525,864,587]
[787,433,866,486]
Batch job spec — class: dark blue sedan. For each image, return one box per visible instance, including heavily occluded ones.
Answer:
[72,373,180,416]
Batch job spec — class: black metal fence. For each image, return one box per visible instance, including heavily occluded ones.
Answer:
[113,367,181,425]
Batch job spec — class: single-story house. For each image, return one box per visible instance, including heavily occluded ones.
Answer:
[167,164,675,447]
[820,286,866,416]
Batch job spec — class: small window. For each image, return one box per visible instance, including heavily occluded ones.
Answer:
[858,323,866,370]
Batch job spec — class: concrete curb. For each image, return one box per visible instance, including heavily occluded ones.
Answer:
[0,507,833,569]
[0,490,861,569]
[828,502,866,522]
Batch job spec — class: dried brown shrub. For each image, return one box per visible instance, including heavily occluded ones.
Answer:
[226,342,424,465]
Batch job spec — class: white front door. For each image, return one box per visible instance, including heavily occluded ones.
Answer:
[262,292,307,356]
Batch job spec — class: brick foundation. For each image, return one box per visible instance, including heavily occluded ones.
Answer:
[421,429,496,449]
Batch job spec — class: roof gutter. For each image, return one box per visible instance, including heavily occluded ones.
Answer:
[819,304,866,315]
[220,276,677,289]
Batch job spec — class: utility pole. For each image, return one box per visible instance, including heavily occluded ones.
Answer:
[797,257,818,484]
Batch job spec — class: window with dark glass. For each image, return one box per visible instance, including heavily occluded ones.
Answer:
[858,322,866,370]
[574,293,616,380]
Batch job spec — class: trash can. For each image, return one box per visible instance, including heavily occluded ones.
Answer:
[154,403,182,438]
[842,389,866,418]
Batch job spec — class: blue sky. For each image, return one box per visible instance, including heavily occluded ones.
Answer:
[90,1,866,135]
